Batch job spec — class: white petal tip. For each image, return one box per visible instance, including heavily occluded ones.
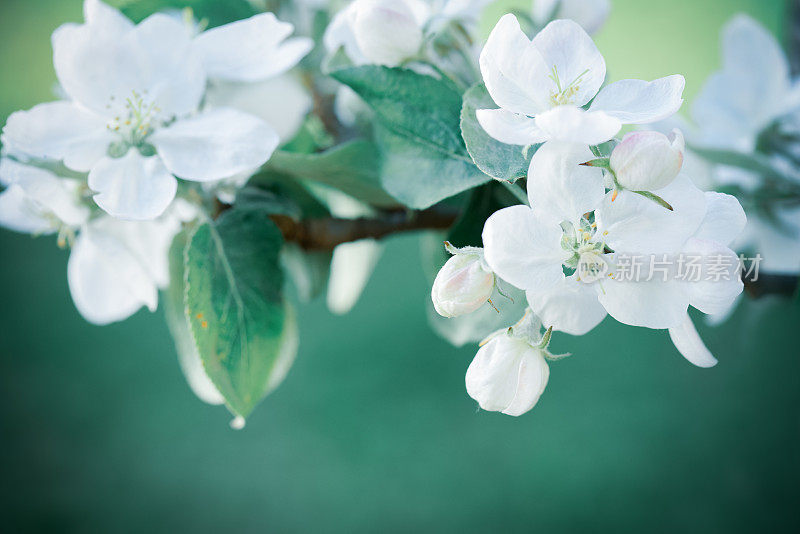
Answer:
[230,416,246,430]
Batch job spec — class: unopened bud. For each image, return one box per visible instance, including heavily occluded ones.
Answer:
[610,129,684,191]
[431,242,495,317]
[351,0,423,66]
[465,324,550,416]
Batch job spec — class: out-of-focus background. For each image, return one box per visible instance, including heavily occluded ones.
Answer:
[1,0,798,532]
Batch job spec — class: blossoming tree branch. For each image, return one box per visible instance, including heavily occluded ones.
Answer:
[1,0,798,425]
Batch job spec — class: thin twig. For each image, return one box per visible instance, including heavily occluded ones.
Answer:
[743,272,798,299]
[270,206,459,250]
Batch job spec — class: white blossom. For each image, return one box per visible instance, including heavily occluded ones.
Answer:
[67,201,195,325]
[532,0,611,35]
[465,312,551,416]
[324,0,428,67]
[432,243,496,317]
[0,0,316,221]
[686,15,800,274]
[481,141,746,365]
[323,189,383,315]
[610,129,685,191]
[324,0,490,67]
[0,159,89,236]
[476,15,684,145]
[691,15,800,153]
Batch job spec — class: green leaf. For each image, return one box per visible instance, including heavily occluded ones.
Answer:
[375,124,489,209]
[120,0,256,27]
[332,66,489,208]
[163,225,212,400]
[266,141,400,208]
[689,145,797,184]
[460,83,531,183]
[184,207,297,418]
[233,187,302,219]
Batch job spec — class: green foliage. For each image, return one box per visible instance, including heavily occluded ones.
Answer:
[267,141,400,208]
[182,206,296,418]
[331,66,489,209]
[446,183,511,248]
[690,145,796,185]
[163,226,205,398]
[120,0,256,27]
[460,83,531,183]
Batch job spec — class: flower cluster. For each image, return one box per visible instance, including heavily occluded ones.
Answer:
[0,0,778,424]
[675,15,800,277]
[0,0,312,324]
[431,14,747,416]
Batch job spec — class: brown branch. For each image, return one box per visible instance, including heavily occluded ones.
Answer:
[743,272,799,299]
[268,205,799,298]
[301,71,345,141]
[270,206,459,250]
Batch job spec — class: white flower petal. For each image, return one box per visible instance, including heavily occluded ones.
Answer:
[88,150,177,220]
[205,75,312,143]
[527,140,605,223]
[67,221,158,325]
[466,335,523,412]
[610,129,684,191]
[526,275,607,335]
[53,13,205,116]
[83,0,133,36]
[465,334,549,416]
[532,19,606,106]
[590,75,685,124]
[532,0,611,35]
[327,239,382,315]
[427,279,526,347]
[92,213,183,288]
[599,276,689,329]
[681,238,743,316]
[691,16,792,149]
[151,108,278,182]
[692,192,747,247]
[691,72,761,151]
[746,207,800,274]
[0,159,89,228]
[475,108,546,145]
[0,185,53,234]
[668,314,718,368]
[323,4,367,64]
[1,101,113,171]
[482,205,567,291]
[479,14,552,115]
[596,174,707,254]
[503,349,550,416]
[351,0,424,66]
[534,106,621,144]
[721,15,790,120]
[193,13,312,81]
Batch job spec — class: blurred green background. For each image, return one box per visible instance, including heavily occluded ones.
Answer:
[1,0,799,532]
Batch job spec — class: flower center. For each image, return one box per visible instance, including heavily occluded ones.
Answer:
[548,66,589,106]
[559,218,611,282]
[105,90,162,157]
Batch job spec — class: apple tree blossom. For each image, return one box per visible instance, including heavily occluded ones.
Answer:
[0,0,787,424]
